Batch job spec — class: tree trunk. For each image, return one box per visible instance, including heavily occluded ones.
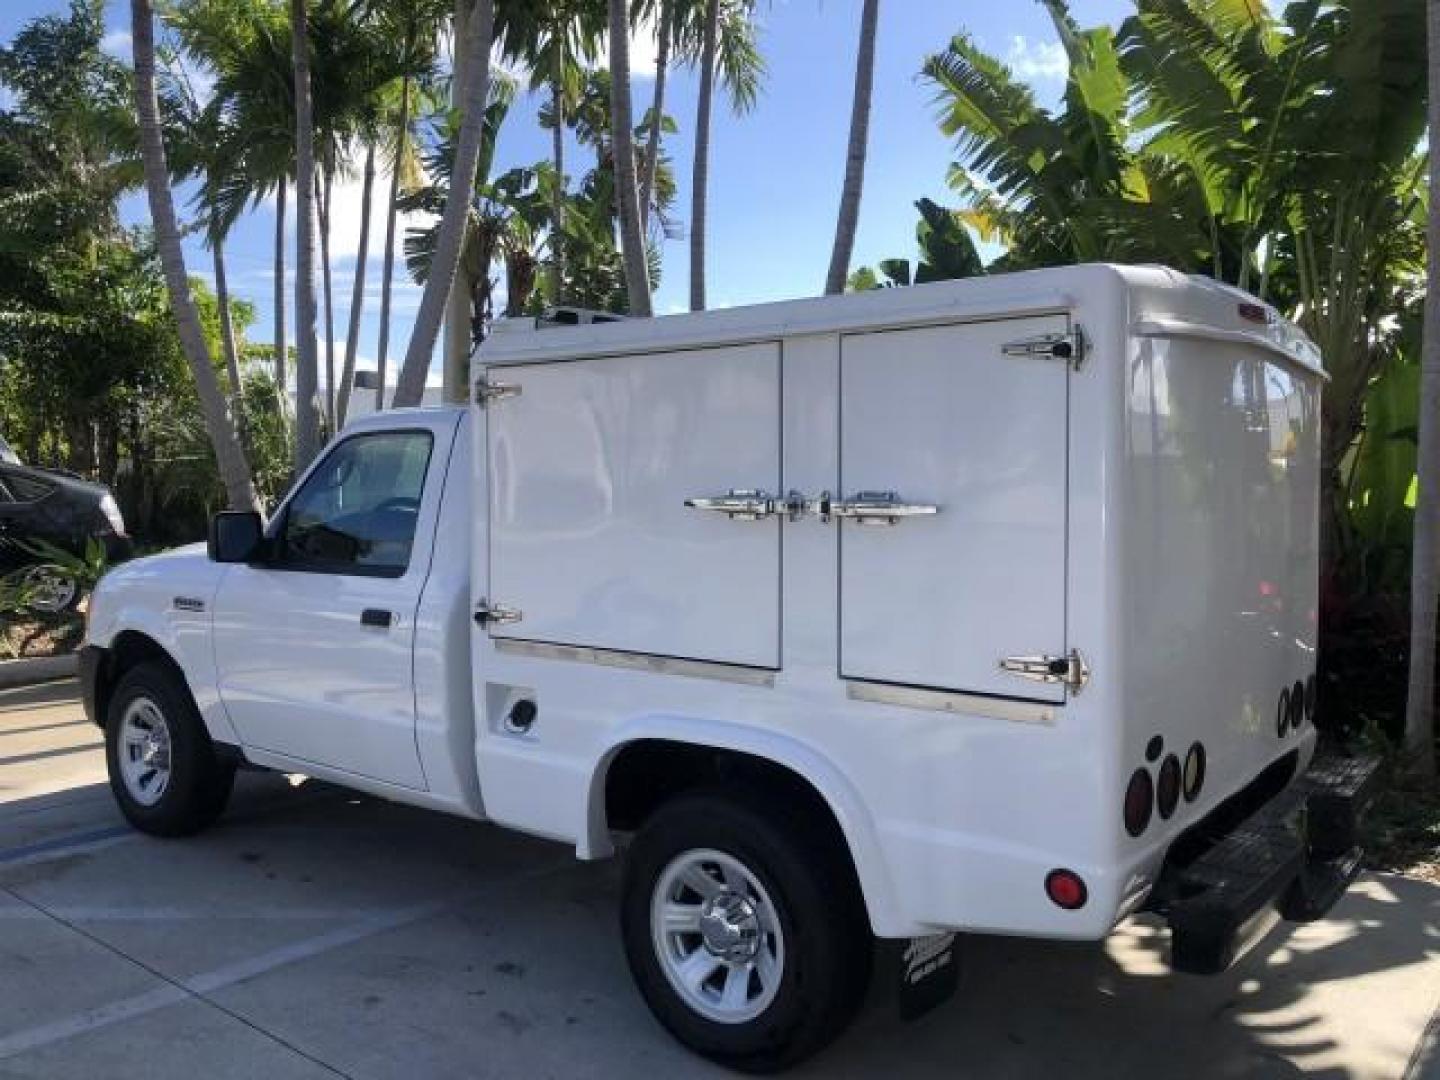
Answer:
[639,0,671,236]
[549,37,566,305]
[442,0,477,406]
[291,0,321,470]
[212,237,244,409]
[1404,0,1440,780]
[337,142,375,428]
[376,75,410,413]
[609,0,653,316]
[273,179,290,428]
[319,163,336,428]
[690,0,719,312]
[394,0,495,408]
[825,0,879,296]
[131,0,258,512]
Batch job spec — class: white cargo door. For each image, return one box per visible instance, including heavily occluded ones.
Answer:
[840,317,1070,702]
[486,342,781,669]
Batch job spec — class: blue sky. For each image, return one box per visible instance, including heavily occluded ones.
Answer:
[2,0,1134,385]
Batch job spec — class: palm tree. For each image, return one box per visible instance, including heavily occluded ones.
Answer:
[168,0,296,413]
[443,0,479,404]
[689,0,718,312]
[374,71,413,411]
[364,0,446,410]
[925,0,1427,572]
[291,0,321,467]
[393,0,496,408]
[335,141,375,427]
[499,1,606,306]
[687,0,763,311]
[609,0,652,315]
[130,0,258,511]
[638,0,675,234]
[317,162,336,425]
[156,50,248,412]
[273,179,288,409]
[1405,0,1439,780]
[401,83,549,338]
[824,0,879,295]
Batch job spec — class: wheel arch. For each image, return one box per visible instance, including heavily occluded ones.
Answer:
[91,629,189,730]
[587,721,910,937]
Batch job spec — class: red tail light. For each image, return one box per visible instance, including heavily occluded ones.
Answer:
[1045,869,1088,910]
[1157,755,1181,820]
[1124,768,1154,837]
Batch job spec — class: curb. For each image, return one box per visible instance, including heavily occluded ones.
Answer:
[0,653,79,690]
[1407,994,1440,1080]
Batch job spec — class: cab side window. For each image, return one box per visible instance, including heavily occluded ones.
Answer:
[278,431,433,576]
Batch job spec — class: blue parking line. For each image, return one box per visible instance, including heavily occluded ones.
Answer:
[0,825,132,865]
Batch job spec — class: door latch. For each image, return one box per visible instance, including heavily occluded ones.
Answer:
[828,491,939,526]
[474,600,523,626]
[999,649,1090,694]
[474,375,521,406]
[684,489,779,521]
[1001,326,1088,371]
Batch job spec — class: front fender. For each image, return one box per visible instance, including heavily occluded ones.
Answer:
[586,714,912,938]
[87,572,237,747]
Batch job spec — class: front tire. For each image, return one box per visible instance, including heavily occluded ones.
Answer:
[620,790,872,1073]
[105,662,235,837]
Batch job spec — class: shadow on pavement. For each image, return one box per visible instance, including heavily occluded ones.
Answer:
[0,678,86,715]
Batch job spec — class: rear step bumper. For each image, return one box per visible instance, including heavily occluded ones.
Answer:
[1145,748,1381,975]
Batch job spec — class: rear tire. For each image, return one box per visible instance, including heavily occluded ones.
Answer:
[104,662,235,837]
[620,789,872,1073]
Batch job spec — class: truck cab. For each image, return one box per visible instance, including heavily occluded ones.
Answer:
[80,266,1377,1072]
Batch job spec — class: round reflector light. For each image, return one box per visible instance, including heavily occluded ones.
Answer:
[1276,687,1291,737]
[1045,869,1088,910]
[1183,743,1206,803]
[1289,680,1305,731]
[1124,768,1154,838]
[1157,754,1182,820]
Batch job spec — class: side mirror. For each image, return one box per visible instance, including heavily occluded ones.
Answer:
[208,511,264,564]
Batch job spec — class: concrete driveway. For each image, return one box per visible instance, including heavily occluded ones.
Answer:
[2,679,1438,1080]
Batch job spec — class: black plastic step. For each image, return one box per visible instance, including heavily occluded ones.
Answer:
[1164,811,1306,975]
[1151,747,1381,976]
[1296,750,1381,860]
[1278,845,1364,923]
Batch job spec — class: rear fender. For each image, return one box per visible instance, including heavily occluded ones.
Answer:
[587,714,914,938]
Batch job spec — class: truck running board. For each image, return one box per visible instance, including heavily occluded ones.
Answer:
[1146,748,1380,975]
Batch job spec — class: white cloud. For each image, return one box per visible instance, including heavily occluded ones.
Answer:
[626,18,662,80]
[324,152,429,262]
[100,29,131,59]
[1006,36,1068,82]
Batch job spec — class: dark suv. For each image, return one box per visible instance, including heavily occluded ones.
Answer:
[0,458,132,612]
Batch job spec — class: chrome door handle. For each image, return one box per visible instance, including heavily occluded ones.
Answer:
[683,489,778,521]
[829,490,939,526]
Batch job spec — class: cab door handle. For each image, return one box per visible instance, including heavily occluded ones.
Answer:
[360,608,393,628]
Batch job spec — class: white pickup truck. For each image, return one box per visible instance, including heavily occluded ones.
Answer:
[81,265,1376,1072]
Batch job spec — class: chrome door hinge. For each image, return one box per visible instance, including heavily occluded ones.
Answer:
[1001,326,1088,371]
[474,599,523,627]
[684,489,779,521]
[999,649,1090,694]
[474,375,522,406]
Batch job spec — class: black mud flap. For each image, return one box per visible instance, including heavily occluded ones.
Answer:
[889,932,960,1021]
[1147,748,1380,975]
